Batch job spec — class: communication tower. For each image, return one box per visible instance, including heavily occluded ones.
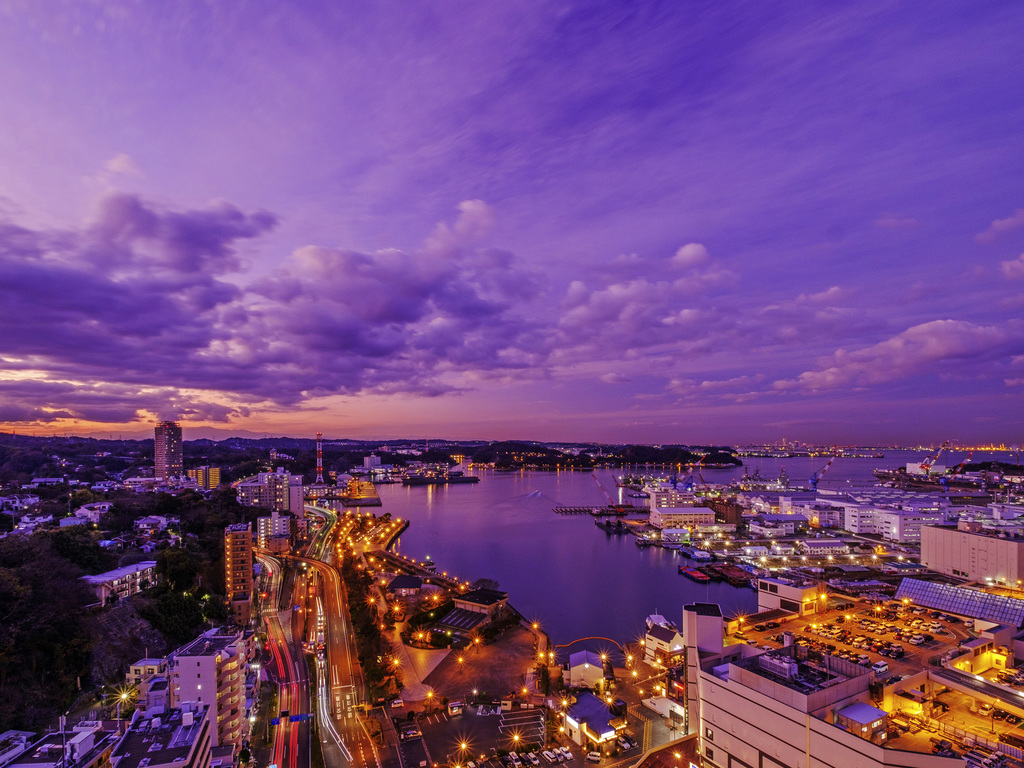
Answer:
[315,432,324,484]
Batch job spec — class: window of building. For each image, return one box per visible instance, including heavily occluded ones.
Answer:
[705,727,714,741]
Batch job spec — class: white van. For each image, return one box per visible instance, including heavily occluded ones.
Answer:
[871,661,889,675]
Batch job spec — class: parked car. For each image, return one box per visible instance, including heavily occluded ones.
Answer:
[541,752,558,764]
[586,753,601,764]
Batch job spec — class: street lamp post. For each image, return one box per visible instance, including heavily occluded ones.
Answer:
[118,691,129,732]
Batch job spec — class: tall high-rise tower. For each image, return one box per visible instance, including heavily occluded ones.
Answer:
[224,522,253,625]
[315,432,324,484]
[155,421,183,479]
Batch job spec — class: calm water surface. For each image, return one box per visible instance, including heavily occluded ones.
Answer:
[371,449,997,651]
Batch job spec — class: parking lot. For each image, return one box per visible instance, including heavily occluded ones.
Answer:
[734,601,971,680]
[392,700,648,768]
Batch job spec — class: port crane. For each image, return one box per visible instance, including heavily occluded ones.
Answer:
[677,455,708,491]
[593,472,631,507]
[809,456,836,491]
[918,440,951,474]
[940,451,974,490]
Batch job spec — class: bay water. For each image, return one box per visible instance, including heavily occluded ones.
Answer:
[372,449,995,653]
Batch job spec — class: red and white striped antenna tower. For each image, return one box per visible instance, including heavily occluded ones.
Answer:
[315,432,324,484]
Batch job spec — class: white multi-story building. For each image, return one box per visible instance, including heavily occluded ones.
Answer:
[256,509,292,548]
[756,577,824,617]
[236,468,304,513]
[921,523,1024,584]
[169,629,251,747]
[873,509,945,544]
[681,602,965,768]
[842,505,943,544]
[646,486,699,508]
[649,506,716,530]
[80,561,158,604]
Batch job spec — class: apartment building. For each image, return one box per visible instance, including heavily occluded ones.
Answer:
[235,469,304,513]
[169,631,249,748]
[187,466,221,490]
[79,561,158,605]
[224,523,253,625]
[154,421,183,479]
[255,510,292,549]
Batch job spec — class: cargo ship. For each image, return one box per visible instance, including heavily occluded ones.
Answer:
[402,470,480,486]
[679,566,711,582]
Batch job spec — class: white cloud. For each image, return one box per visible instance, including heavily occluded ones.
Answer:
[105,153,143,177]
[774,319,1013,392]
[671,242,709,269]
[976,208,1024,244]
[600,372,630,384]
[1001,253,1024,279]
[425,199,496,256]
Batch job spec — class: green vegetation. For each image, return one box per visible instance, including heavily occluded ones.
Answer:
[0,481,271,731]
[0,531,96,729]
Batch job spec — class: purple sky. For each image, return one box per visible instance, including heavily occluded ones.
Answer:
[1,2,1023,444]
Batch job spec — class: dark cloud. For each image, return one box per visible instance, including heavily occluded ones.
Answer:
[0,195,545,423]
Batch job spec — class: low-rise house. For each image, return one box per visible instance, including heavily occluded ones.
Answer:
[134,515,170,535]
[797,538,851,556]
[77,502,112,523]
[644,623,685,667]
[452,588,508,617]
[14,512,53,533]
[387,574,423,597]
[562,691,625,748]
[0,494,39,511]
[566,650,607,689]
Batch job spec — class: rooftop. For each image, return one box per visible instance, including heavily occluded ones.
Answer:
[838,701,887,726]
[894,577,1024,628]
[388,575,422,590]
[568,650,604,669]
[730,646,868,695]
[174,629,240,658]
[80,561,157,585]
[565,692,616,739]
[455,588,508,606]
[646,625,681,643]
[685,602,722,617]
[111,706,208,768]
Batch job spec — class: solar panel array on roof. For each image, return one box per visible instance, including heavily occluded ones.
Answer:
[894,578,1024,627]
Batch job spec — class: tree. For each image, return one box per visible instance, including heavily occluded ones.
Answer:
[157,548,203,592]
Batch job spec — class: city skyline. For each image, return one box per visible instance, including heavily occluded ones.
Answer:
[1,3,1023,444]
